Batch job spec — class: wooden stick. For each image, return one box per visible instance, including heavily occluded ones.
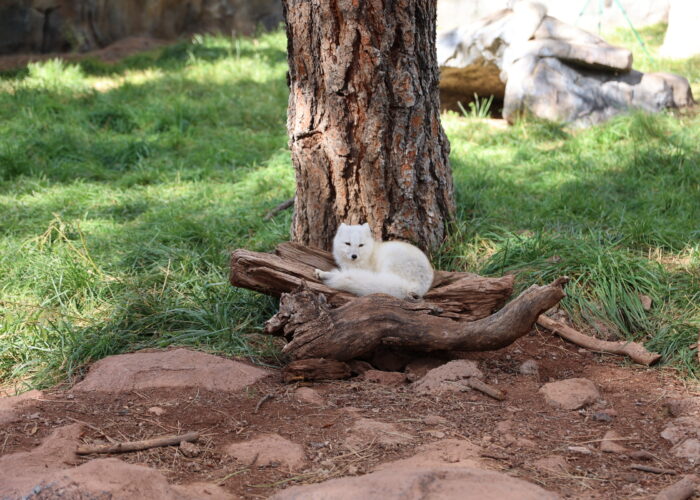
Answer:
[76,431,199,455]
[537,315,661,366]
[263,198,295,221]
[630,464,677,475]
[464,378,506,401]
[654,475,698,500]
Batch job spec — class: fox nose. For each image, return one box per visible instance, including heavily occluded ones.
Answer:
[351,254,357,260]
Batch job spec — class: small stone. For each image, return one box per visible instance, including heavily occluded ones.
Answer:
[639,294,652,311]
[179,441,201,458]
[294,387,324,406]
[567,446,593,455]
[539,378,601,410]
[423,415,447,426]
[533,455,569,474]
[600,430,629,454]
[147,406,165,416]
[518,359,539,376]
[426,430,446,439]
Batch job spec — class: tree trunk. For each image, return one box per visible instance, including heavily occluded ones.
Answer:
[283,0,455,252]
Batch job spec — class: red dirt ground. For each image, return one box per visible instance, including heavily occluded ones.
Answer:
[2,328,698,499]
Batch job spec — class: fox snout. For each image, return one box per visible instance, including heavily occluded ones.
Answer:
[351,254,358,260]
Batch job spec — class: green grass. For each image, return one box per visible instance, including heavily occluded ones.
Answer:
[1,28,699,389]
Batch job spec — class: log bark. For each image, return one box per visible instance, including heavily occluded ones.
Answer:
[267,278,567,361]
[283,0,454,251]
[232,242,514,319]
[231,243,568,363]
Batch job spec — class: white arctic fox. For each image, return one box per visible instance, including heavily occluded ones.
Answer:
[314,223,434,300]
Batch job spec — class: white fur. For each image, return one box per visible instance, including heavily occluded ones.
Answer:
[314,223,434,300]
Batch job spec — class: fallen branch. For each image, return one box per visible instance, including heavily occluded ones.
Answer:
[630,464,677,475]
[269,278,568,361]
[263,198,295,221]
[462,378,506,401]
[537,315,661,366]
[76,431,199,455]
[654,475,698,500]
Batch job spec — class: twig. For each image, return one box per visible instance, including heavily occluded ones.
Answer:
[537,315,662,366]
[76,431,199,455]
[263,198,295,221]
[66,417,117,444]
[254,394,274,414]
[464,378,506,401]
[654,474,698,500]
[217,468,249,485]
[630,464,677,475]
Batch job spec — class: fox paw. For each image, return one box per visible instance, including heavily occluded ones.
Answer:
[314,269,328,280]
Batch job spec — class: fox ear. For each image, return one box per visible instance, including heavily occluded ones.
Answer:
[361,223,371,233]
[339,222,348,229]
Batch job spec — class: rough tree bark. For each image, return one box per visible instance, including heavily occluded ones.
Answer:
[283,0,454,251]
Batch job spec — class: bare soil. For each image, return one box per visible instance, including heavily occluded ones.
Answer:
[2,327,698,499]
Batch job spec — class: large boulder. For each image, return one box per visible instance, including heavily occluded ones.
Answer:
[438,2,694,126]
[0,0,283,55]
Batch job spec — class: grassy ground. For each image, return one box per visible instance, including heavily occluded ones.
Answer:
[1,27,698,390]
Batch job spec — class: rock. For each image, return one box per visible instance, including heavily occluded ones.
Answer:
[437,2,694,126]
[567,446,593,455]
[71,348,271,393]
[639,294,653,311]
[270,465,561,500]
[664,398,700,418]
[660,0,700,59]
[224,433,306,471]
[294,387,325,406]
[362,370,407,386]
[22,458,238,500]
[423,414,448,426]
[600,430,630,454]
[345,418,414,450]
[179,440,201,458]
[533,455,569,475]
[0,424,82,497]
[670,439,700,462]
[375,438,483,470]
[0,0,283,55]
[539,378,601,410]
[412,360,483,395]
[148,406,166,416]
[518,359,539,376]
[503,55,693,127]
[661,417,700,462]
[0,389,42,425]
[592,408,617,422]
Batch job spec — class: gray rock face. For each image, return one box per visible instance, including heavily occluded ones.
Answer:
[438,2,694,126]
[0,0,283,55]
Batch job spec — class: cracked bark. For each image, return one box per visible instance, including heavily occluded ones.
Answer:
[283,0,454,252]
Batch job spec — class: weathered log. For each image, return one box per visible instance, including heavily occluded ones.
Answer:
[232,243,514,319]
[536,315,662,366]
[265,278,568,361]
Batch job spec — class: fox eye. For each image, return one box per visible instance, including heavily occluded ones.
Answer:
[345,242,351,246]
[358,244,364,247]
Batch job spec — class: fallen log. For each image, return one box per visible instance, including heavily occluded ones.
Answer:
[76,431,199,455]
[231,242,568,363]
[536,315,661,366]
